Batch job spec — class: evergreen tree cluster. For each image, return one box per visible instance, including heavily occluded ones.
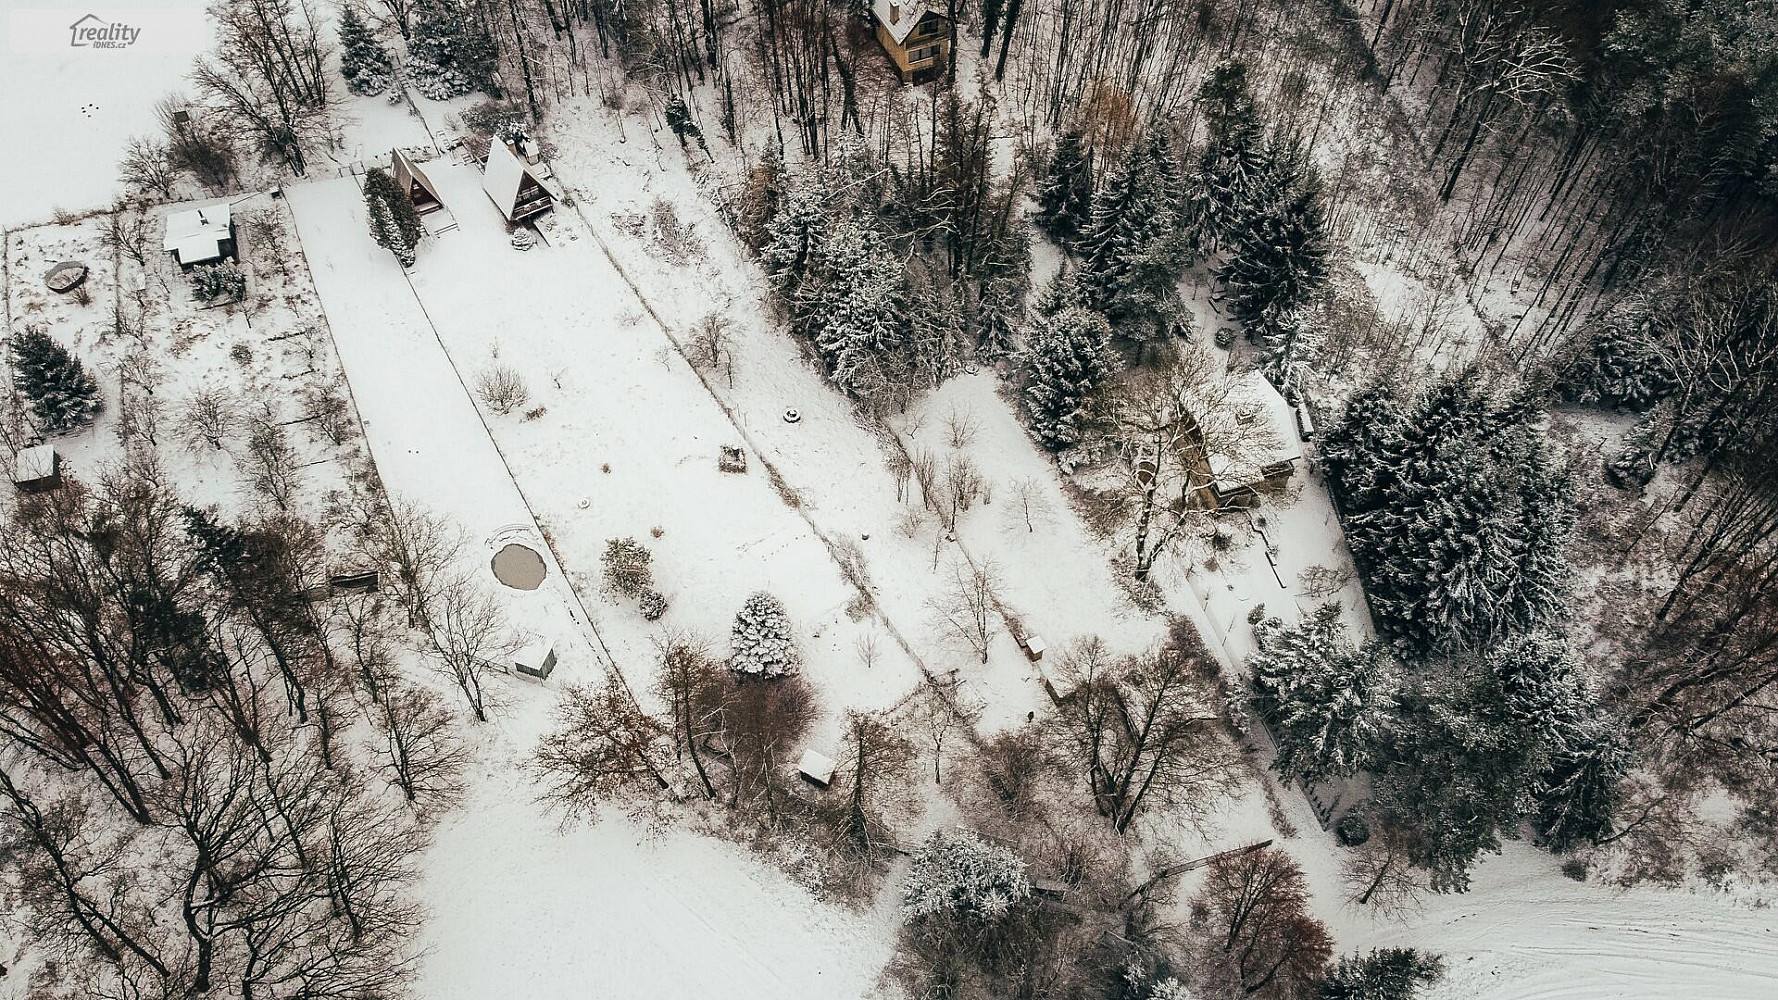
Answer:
[1370,632,1628,889]
[338,4,394,96]
[900,828,1032,924]
[407,0,499,100]
[362,166,421,267]
[1318,948,1444,1000]
[729,591,799,678]
[1074,129,1189,350]
[1321,370,1574,657]
[1023,289,1117,449]
[9,326,103,433]
[1249,603,1396,785]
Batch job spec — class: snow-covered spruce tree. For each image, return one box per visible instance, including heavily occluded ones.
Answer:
[1183,59,1270,254]
[601,537,654,598]
[805,215,907,398]
[1075,130,1186,347]
[760,175,827,295]
[730,591,799,678]
[1555,305,1675,411]
[1036,128,1093,245]
[1219,152,1330,375]
[338,3,394,96]
[407,0,498,99]
[190,262,247,303]
[1327,370,1574,656]
[1319,379,1407,511]
[362,167,421,267]
[1024,303,1116,448]
[9,327,102,432]
[1319,948,1445,1000]
[1249,603,1396,784]
[900,828,1032,925]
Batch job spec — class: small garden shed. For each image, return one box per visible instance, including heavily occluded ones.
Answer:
[14,444,61,493]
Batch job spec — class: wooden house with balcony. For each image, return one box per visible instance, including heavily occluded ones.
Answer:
[871,0,951,84]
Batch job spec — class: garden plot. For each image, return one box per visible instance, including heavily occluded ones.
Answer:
[281,174,593,683]
[395,161,925,727]
[4,194,364,522]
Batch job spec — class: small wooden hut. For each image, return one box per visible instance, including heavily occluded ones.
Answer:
[391,148,446,215]
[14,445,61,493]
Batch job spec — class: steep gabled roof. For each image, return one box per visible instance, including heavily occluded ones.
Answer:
[871,0,943,46]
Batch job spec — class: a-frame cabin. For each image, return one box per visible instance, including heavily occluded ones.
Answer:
[391,148,445,215]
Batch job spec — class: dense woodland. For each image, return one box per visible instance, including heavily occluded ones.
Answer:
[5,0,1777,998]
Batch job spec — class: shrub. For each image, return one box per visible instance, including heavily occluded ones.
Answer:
[475,362,529,414]
[639,588,668,621]
[1560,858,1589,882]
[191,262,246,303]
[601,537,653,597]
[1335,812,1371,847]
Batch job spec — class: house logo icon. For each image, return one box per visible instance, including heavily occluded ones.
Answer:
[69,13,141,49]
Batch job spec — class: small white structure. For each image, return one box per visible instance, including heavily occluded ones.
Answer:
[14,444,60,493]
[1021,634,1047,662]
[481,139,554,223]
[513,640,557,680]
[162,201,236,268]
[797,748,836,789]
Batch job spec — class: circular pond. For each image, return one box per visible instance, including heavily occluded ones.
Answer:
[490,542,547,591]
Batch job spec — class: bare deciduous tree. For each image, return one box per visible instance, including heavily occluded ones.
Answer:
[687,312,736,386]
[179,385,239,452]
[118,137,178,198]
[1051,632,1240,833]
[1195,847,1332,998]
[837,709,916,848]
[243,419,301,510]
[535,670,678,817]
[476,362,531,414]
[425,571,517,722]
[373,682,467,809]
[929,558,1003,664]
[1001,476,1055,534]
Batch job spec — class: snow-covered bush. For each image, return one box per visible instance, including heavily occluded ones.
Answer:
[729,591,799,678]
[638,587,668,621]
[900,829,1032,925]
[601,537,654,598]
[9,326,102,432]
[191,262,246,303]
[475,362,529,414]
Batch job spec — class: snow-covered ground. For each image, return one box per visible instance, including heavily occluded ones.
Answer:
[0,1,214,227]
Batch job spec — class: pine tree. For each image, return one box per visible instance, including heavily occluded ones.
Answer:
[1184,60,1271,253]
[760,176,827,293]
[1036,129,1093,245]
[1075,133,1186,345]
[1024,304,1116,448]
[1220,153,1330,373]
[1319,949,1444,1000]
[10,327,103,432]
[338,4,394,96]
[806,216,905,397]
[601,537,654,597]
[363,168,420,267]
[408,0,498,99]
[1250,604,1396,784]
[900,828,1032,924]
[730,591,799,678]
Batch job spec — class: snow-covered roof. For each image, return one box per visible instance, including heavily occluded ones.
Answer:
[798,748,836,786]
[1211,370,1303,491]
[15,444,56,483]
[481,139,553,221]
[871,0,941,45]
[162,201,231,260]
[514,639,555,670]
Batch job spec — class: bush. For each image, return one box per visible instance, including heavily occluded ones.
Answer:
[1335,812,1371,847]
[601,537,653,598]
[475,363,529,414]
[638,587,668,621]
[191,262,246,303]
[1560,858,1589,882]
